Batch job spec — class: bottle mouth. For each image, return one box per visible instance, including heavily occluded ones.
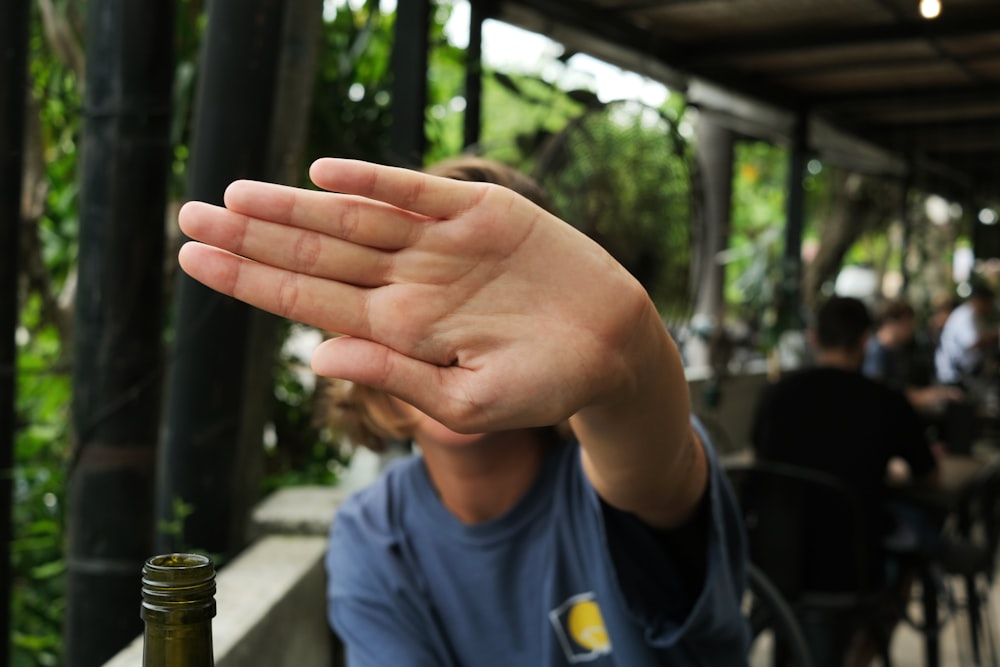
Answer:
[145,553,213,577]
[142,553,216,620]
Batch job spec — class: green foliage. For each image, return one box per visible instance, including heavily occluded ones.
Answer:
[261,326,346,496]
[479,73,585,167]
[532,101,695,315]
[10,4,84,665]
[307,2,395,165]
[155,497,195,546]
[12,300,70,667]
[424,1,468,163]
[28,10,82,293]
[725,140,788,336]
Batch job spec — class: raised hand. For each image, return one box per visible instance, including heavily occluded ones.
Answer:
[178,158,661,434]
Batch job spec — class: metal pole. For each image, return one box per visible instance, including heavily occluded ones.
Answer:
[0,1,31,664]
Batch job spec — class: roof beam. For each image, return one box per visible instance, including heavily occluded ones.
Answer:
[869,120,1000,152]
[813,85,1000,113]
[684,10,1000,64]
[500,0,805,106]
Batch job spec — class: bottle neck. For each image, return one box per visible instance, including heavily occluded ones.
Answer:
[141,553,217,667]
[143,621,215,667]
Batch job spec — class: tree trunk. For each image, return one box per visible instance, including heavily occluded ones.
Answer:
[65,2,174,665]
[803,170,897,309]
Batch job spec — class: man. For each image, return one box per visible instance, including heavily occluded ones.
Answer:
[752,296,939,666]
[935,283,999,387]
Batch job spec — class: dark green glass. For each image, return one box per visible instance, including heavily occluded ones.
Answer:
[141,553,216,666]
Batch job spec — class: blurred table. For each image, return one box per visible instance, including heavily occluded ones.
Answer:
[889,453,996,514]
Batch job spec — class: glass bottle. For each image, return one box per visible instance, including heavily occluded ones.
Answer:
[141,553,216,666]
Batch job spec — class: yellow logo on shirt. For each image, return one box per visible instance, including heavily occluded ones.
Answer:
[550,592,612,662]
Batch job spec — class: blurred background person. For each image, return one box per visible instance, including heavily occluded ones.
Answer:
[864,298,962,414]
[935,282,999,388]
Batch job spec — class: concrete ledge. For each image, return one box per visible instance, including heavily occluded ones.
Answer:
[214,535,333,667]
[251,485,347,538]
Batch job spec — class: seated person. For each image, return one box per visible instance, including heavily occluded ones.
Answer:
[752,296,939,665]
[935,282,999,387]
[864,297,961,416]
[176,156,750,665]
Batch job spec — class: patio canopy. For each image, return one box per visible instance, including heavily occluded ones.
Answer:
[492,0,1000,205]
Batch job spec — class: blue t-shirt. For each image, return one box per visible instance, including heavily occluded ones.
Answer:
[326,428,749,666]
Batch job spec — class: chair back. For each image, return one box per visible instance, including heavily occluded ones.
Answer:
[725,461,874,600]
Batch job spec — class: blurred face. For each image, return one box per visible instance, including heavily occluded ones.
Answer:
[890,316,915,345]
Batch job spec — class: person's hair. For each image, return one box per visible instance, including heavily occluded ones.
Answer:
[873,298,915,327]
[424,155,554,213]
[813,296,873,351]
[324,156,557,452]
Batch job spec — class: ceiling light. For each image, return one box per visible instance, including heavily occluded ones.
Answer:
[920,0,941,19]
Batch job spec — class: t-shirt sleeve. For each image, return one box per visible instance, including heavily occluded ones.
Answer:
[595,419,750,651]
[326,499,443,667]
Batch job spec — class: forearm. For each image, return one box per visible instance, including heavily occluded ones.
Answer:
[571,300,707,529]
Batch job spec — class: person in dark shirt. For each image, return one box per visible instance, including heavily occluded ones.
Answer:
[751,295,939,666]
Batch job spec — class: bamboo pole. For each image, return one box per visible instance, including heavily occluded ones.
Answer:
[0,1,31,665]
[157,0,286,559]
[65,1,174,664]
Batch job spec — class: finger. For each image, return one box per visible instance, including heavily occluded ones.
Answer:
[310,335,431,388]
[177,241,373,337]
[313,336,485,430]
[179,201,393,288]
[309,158,488,220]
[221,180,425,250]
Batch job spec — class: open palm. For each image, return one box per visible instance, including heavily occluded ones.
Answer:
[178,158,655,433]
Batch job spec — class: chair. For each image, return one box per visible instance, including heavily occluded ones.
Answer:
[726,461,898,667]
[941,462,1000,666]
[745,563,815,667]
